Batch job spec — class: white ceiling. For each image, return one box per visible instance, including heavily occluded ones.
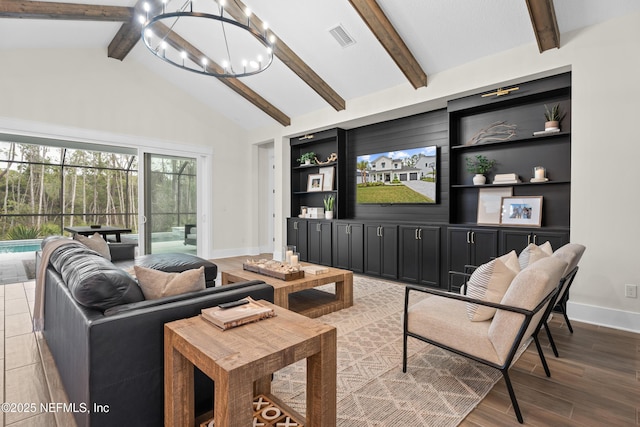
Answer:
[1,0,640,130]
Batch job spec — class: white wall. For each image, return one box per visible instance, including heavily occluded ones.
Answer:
[249,12,640,332]
[0,48,253,258]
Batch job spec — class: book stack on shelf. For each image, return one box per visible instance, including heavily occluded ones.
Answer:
[201,297,276,330]
[493,173,521,184]
[533,128,561,136]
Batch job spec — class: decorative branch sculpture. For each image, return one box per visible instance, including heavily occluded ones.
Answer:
[466,122,517,146]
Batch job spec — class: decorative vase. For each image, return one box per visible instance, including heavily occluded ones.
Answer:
[325,211,334,220]
[545,120,559,131]
[472,174,486,185]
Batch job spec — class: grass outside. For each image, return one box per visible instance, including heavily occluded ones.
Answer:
[357,184,434,204]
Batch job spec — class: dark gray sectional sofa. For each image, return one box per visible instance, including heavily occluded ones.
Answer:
[37,243,273,427]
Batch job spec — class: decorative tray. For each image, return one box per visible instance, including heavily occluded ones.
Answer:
[243,259,304,281]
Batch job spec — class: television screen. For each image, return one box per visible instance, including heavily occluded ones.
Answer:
[356,146,437,204]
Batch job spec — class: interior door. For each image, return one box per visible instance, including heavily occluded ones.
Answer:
[143,154,197,254]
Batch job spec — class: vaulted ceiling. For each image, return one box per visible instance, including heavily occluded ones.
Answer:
[1,0,640,130]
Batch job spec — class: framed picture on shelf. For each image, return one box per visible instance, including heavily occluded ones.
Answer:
[318,166,334,191]
[307,174,324,192]
[500,196,543,227]
[477,187,513,225]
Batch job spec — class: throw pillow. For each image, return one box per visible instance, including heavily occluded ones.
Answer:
[134,265,205,300]
[466,251,520,322]
[518,241,553,269]
[74,232,111,261]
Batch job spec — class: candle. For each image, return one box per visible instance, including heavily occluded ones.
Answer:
[285,250,293,264]
[290,254,299,266]
[535,167,545,179]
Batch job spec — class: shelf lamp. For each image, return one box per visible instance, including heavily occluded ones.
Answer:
[140,0,274,78]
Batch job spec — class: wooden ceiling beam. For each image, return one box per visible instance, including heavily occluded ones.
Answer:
[221,0,346,111]
[0,0,132,21]
[108,0,148,61]
[525,0,561,52]
[153,22,291,126]
[348,0,427,89]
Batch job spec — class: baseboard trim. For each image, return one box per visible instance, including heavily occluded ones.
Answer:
[567,301,640,333]
[210,247,261,260]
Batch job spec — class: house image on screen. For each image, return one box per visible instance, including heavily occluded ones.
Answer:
[364,153,436,184]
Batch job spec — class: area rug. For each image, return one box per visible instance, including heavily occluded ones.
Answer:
[272,275,504,426]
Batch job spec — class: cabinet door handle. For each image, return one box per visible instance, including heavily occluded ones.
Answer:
[347,225,351,235]
[316,223,321,232]
[419,229,423,240]
[471,231,475,244]
[378,226,383,237]
[466,231,470,244]
[294,221,298,230]
[415,229,419,240]
[527,234,531,245]
[533,234,538,244]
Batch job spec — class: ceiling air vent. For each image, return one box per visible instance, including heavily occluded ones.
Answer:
[328,24,356,48]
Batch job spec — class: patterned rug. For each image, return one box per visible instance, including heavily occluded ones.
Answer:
[272,275,504,426]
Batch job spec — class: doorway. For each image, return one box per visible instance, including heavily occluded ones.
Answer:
[143,154,197,254]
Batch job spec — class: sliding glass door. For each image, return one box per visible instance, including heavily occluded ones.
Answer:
[143,154,197,254]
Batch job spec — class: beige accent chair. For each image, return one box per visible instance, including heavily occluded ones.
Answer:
[403,256,568,424]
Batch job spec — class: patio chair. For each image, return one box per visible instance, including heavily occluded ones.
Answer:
[403,256,567,423]
[184,224,197,246]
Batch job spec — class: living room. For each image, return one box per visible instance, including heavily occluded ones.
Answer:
[1,1,639,426]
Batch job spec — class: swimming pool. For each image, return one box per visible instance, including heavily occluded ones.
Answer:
[0,239,43,254]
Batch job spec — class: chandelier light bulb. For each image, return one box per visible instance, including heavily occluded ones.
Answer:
[161,41,168,50]
[245,7,252,17]
[181,51,187,59]
[250,60,258,69]
[202,57,208,66]
[219,0,226,6]
[242,59,248,67]
[143,2,150,12]
[222,60,229,69]
[269,34,276,44]
[138,15,146,24]
[263,22,269,30]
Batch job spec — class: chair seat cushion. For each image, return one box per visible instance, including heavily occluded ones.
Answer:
[407,296,501,365]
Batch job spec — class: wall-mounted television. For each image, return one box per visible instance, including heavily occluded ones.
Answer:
[356,146,437,204]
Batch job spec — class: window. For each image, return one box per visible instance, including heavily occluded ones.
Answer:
[0,140,137,239]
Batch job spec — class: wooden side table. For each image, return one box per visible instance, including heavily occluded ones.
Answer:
[164,302,337,427]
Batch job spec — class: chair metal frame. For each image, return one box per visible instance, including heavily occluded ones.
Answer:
[403,277,563,424]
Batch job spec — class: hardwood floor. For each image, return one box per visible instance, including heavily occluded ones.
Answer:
[1,255,638,426]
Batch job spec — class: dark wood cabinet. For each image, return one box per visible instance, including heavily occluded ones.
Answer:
[398,225,441,287]
[307,220,332,266]
[286,218,308,262]
[447,227,498,291]
[290,128,346,219]
[364,224,398,279]
[448,73,571,229]
[333,221,364,273]
[500,228,569,255]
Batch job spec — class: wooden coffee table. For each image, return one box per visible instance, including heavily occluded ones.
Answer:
[164,302,337,427]
[221,263,353,318]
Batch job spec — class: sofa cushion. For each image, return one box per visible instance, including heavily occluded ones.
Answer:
[74,232,111,260]
[466,251,520,322]
[49,244,144,310]
[134,265,205,300]
[135,253,217,287]
[518,241,553,269]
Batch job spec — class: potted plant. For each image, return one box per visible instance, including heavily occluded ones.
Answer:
[465,155,495,185]
[544,104,565,131]
[323,194,335,219]
[297,152,316,165]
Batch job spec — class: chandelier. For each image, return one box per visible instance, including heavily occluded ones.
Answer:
[139,0,275,78]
